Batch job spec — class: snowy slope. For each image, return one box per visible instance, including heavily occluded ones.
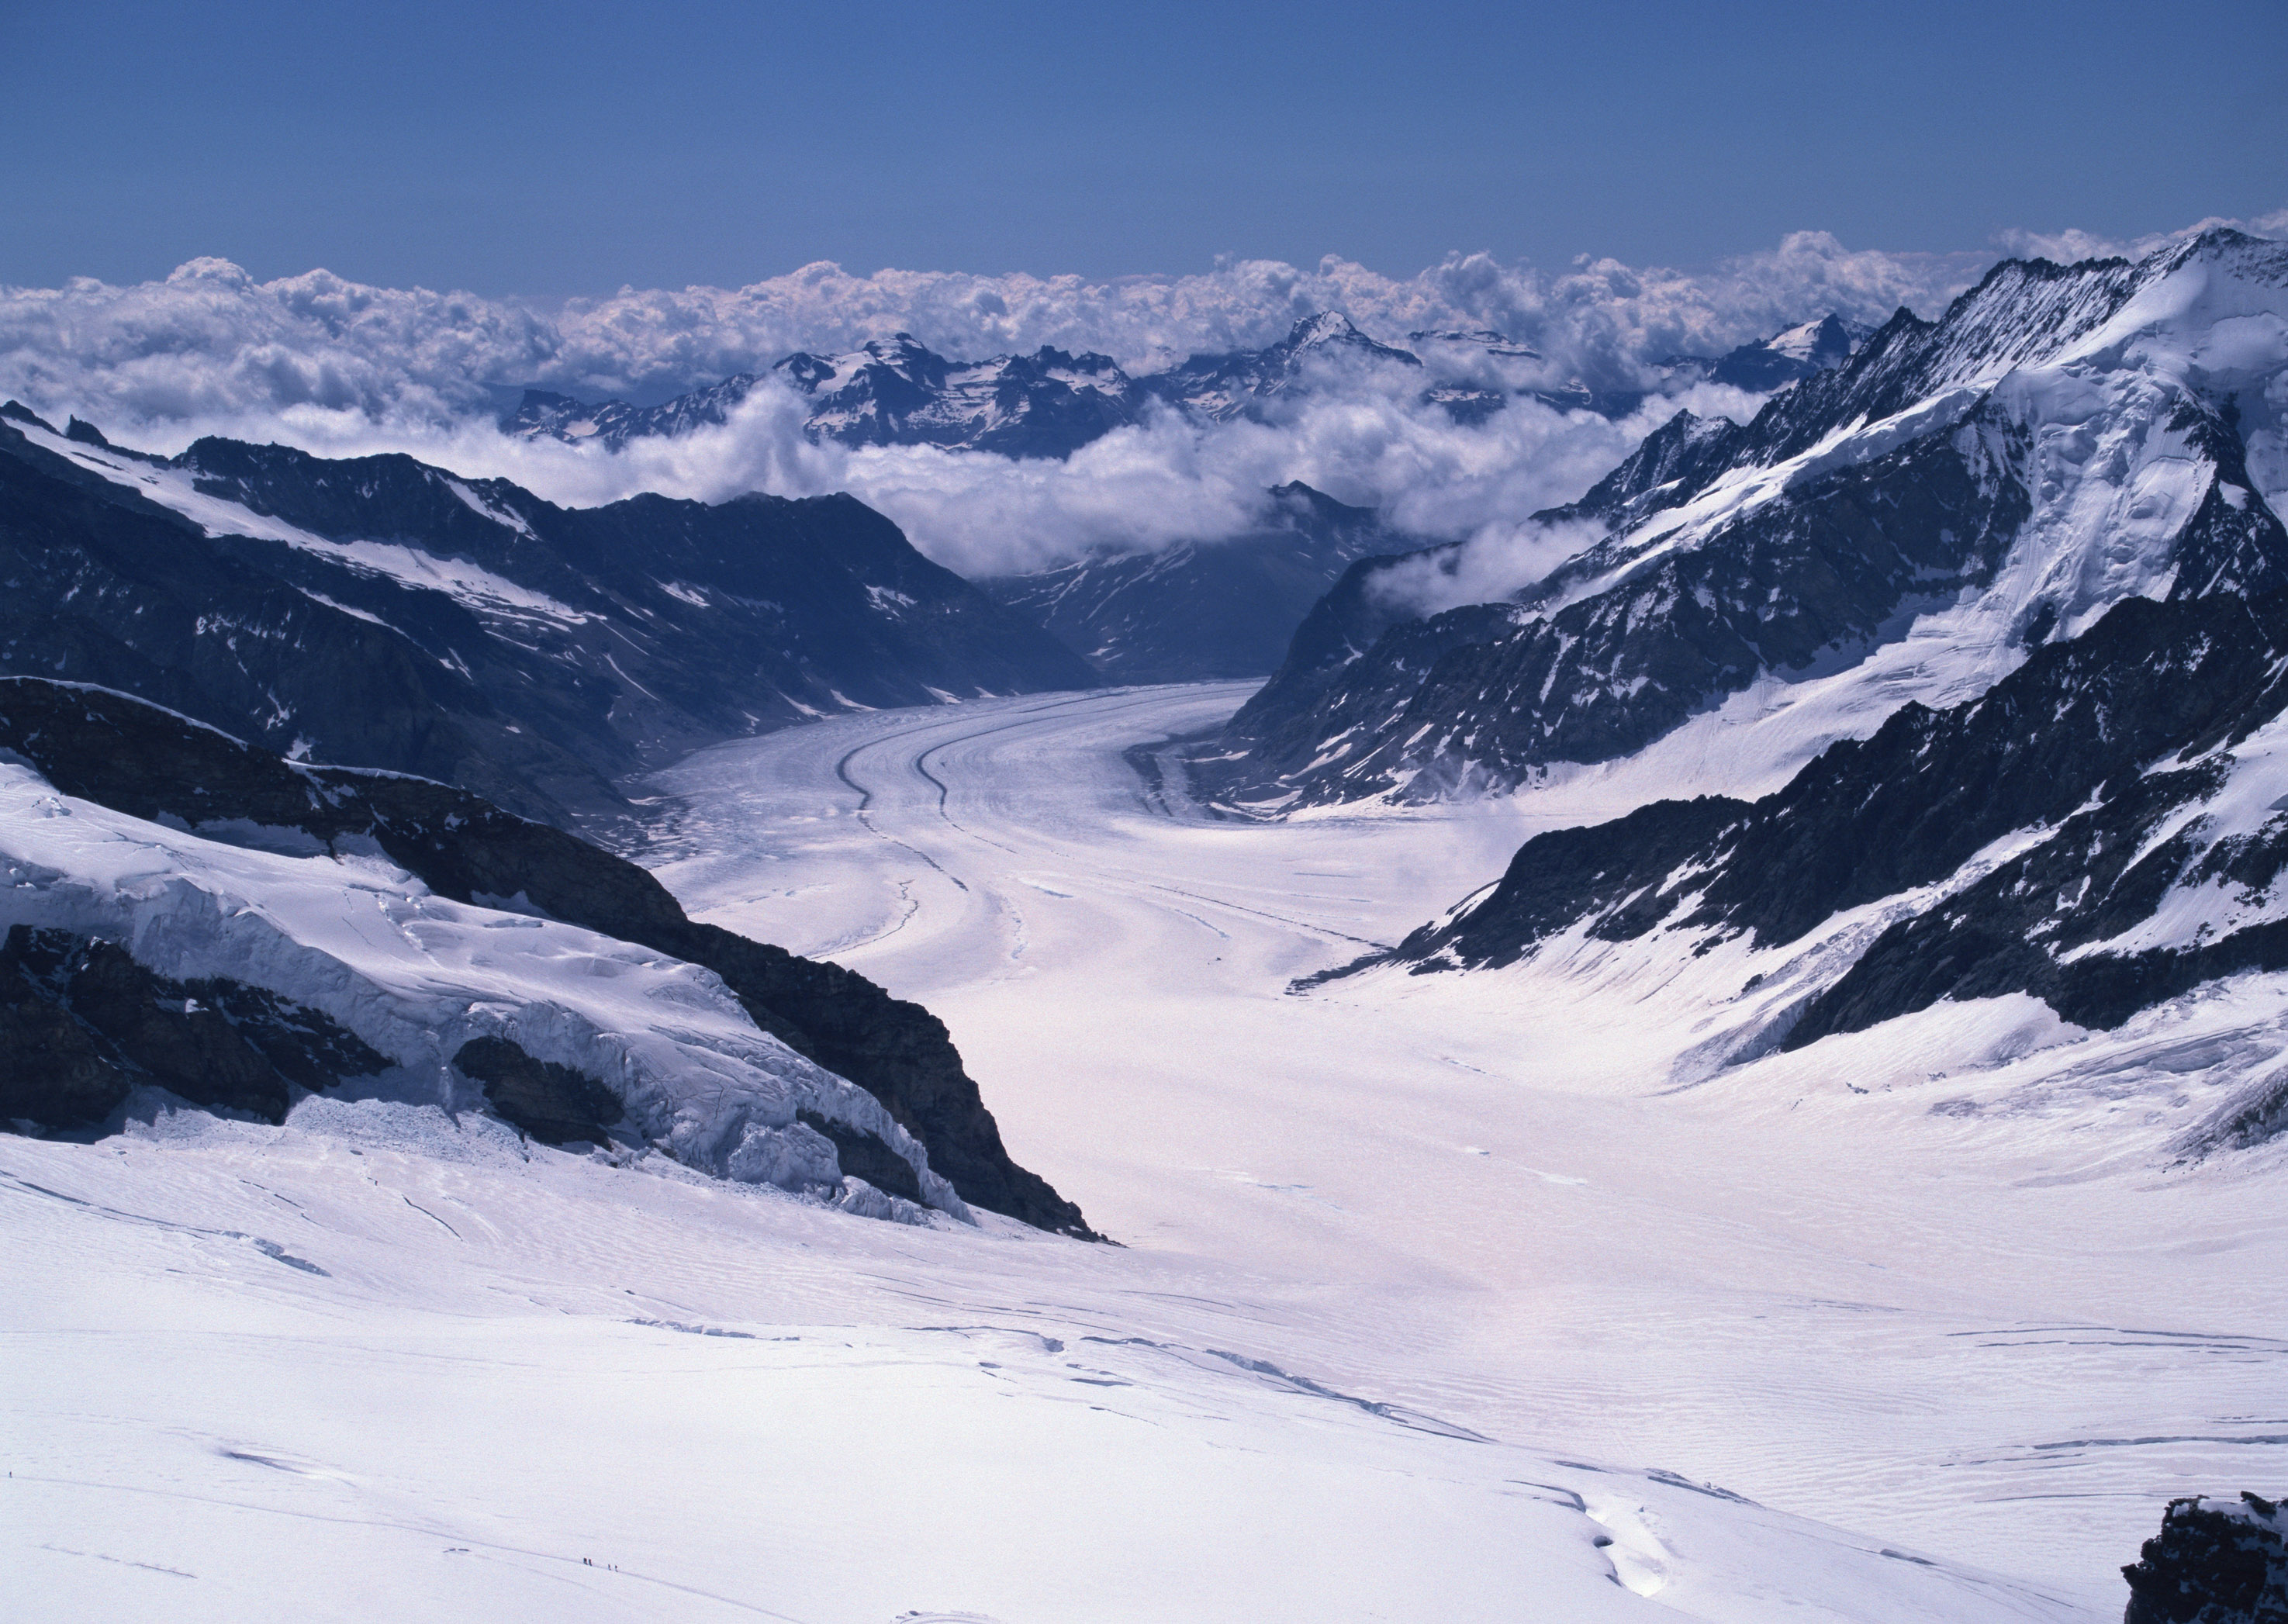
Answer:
[2,1121,2091,1624]
[9,686,2278,1618]
[0,757,963,1221]
[639,689,2288,1611]
[1211,230,2288,813]
[1350,587,2288,1087]
[0,406,1094,822]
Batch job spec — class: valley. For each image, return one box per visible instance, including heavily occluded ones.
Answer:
[642,686,2288,1609]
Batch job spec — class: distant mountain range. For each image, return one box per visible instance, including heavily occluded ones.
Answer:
[0,406,1093,825]
[504,310,1873,461]
[492,311,1882,690]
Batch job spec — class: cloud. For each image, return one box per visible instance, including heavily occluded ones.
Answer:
[5,209,2277,586]
[91,359,1664,581]
[0,228,2023,429]
[1363,518,1614,620]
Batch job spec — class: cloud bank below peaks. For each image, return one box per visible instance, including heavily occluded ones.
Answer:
[5,210,2277,585]
[2,232,2003,427]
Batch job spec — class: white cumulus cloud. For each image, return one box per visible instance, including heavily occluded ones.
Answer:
[5,209,2276,588]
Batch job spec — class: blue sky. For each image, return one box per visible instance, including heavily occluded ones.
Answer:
[3,0,2282,294]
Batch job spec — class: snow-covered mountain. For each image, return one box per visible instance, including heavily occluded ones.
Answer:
[1330,583,2288,1138]
[0,677,1096,1235]
[503,375,766,447]
[1136,310,1422,420]
[504,311,1632,462]
[1704,313,1873,392]
[0,406,1095,824]
[1202,230,2288,814]
[776,335,1147,458]
[980,482,1410,682]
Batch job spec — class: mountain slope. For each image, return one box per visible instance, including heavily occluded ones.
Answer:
[508,313,1547,461]
[0,676,1098,1235]
[0,406,1095,824]
[776,335,1146,458]
[1341,584,2288,1154]
[980,482,1408,682]
[1201,230,2288,813]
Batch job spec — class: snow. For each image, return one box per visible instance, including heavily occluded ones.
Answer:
[1764,316,1839,361]
[14,246,2288,1612]
[12,418,589,625]
[9,686,2285,1615]
[443,477,537,538]
[0,760,963,1219]
[2,1119,2083,1623]
[638,686,2288,1614]
[1352,235,2288,816]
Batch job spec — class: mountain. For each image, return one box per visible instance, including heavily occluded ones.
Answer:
[1706,313,1872,391]
[1139,311,1422,420]
[774,335,1146,458]
[0,406,1094,825]
[1335,585,2288,1136]
[503,375,763,447]
[509,313,1516,461]
[980,482,1409,682]
[503,309,1880,473]
[1196,230,2288,814]
[0,676,1098,1235]
[508,338,1153,461]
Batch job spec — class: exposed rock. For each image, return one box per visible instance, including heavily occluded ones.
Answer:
[452,1035,627,1146]
[2123,1493,2288,1623]
[0,407,1094,826]
[1202,231,2288,811]
[0,678,1100,1235]
[1360,589,2288,1059]
[0,923,390,1128]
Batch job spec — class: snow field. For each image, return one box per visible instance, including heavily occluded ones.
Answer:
[0,1121,2082,1624]
[647,687,2288,1611]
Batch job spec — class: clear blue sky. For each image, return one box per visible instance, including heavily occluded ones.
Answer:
[3,0,2281,294]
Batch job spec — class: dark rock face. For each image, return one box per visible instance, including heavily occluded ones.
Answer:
[1139,313,1420,422]
[1206,408,2036,806]
[2122,1494,2288,1623]
[1707,315,1868,392]
[1201,232,2287,811]
[981,483,1410,682]
[0,409,1095,826]
[452,1036,625,1146]
[0,679,1098,1235]
[0,938,134,1128]
[659,922,1092,1233]
[1360,589,2288,1071]
[0,924,389,1128]
[796,1108,925,1204]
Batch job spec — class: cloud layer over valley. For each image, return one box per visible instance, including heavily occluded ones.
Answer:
[6,210,2279,582]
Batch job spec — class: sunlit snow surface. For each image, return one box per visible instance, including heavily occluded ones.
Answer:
[6,686,2284,1620]
[642,686,2288,1615]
